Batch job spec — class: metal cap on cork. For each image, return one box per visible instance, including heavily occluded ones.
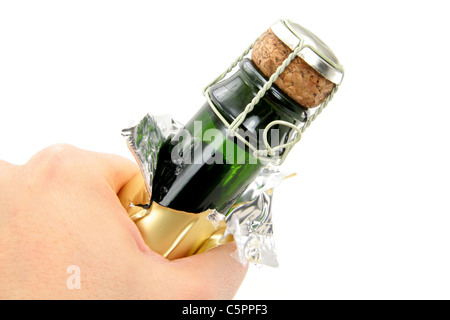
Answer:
[251,19,344,108]
[272,19,343,85]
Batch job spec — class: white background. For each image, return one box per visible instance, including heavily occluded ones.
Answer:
[1,1,449,299]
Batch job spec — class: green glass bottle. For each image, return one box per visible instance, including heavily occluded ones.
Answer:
[152,58,308,214]
[151,19,344,215]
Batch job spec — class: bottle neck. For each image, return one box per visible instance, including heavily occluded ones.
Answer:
[209,58,308,152]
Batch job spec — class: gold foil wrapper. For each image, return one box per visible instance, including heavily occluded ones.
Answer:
[118,173,233,260]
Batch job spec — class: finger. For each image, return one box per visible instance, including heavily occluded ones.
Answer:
[26,144,139,194]
[86,151,140,194]
[172,242,249,299]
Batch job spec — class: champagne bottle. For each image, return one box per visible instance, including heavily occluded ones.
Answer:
[152,19,343,214]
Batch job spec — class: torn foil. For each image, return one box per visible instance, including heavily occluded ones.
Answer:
[122,114,290,267]
[122,115,182,196]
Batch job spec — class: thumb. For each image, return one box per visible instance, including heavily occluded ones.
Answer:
[171,242,249,299]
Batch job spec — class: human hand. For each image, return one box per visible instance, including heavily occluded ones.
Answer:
[0,144,247,299]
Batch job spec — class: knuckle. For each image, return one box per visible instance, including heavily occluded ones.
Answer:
[25,144,80,184]
[29,144,77,169]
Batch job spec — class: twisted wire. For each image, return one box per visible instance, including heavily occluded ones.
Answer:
[203,32,341,165]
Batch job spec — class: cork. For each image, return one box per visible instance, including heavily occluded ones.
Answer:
[251,28,335,108]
